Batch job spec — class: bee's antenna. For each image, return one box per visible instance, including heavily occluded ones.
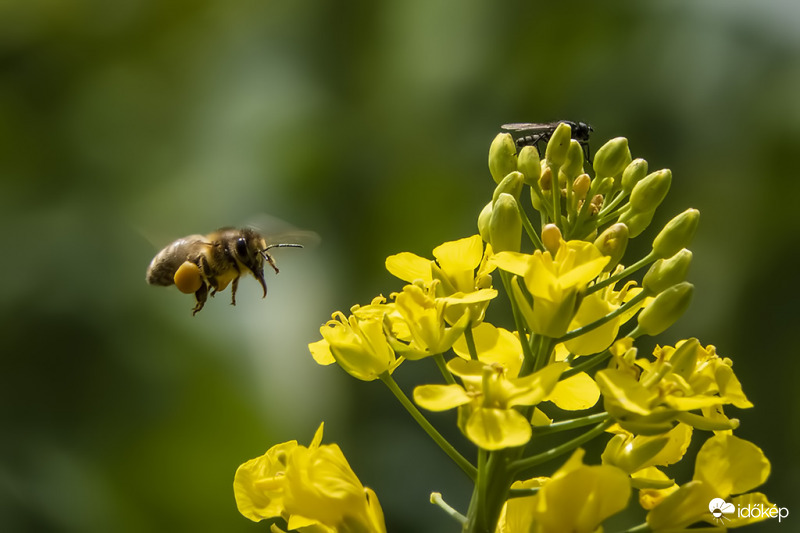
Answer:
[262,243,304,252]
[260,243,303,275]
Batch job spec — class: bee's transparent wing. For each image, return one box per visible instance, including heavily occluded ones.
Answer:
[243,213,320,249]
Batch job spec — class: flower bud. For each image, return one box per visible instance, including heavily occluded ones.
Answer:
[652,209,700,259]
[477,201,492,242]
[492,171,524,203]
[545,122,572,166]
[562,140,585,178]
[589,194,604,216]
[621,158,648,194]
[593,137,631,178]
[643,249,692,294]
[489,193,522,253]
[542,223,562,255]
[618,208,655,238]
[530,186,542,211]
[539,166,553,192]
[636,282,694,336]
[489,133,517,184]
[517,145,541,186]
[594,223,629,271]
[573,174,591,200]
[595,177,615,196]
[629,170,672,212]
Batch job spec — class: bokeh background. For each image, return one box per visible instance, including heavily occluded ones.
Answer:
[1,0,797,531]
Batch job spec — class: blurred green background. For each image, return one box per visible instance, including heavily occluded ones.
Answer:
[1,0,797,531]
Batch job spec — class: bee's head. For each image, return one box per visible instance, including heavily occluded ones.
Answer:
[232,229,303,298]
[231,229,266,273]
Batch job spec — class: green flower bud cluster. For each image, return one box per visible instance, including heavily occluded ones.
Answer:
[481,123,704,335]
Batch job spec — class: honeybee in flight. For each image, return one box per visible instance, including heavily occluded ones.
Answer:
[146,227,305,315]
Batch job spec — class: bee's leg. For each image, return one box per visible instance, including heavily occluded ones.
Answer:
[197,255,218,297]
[192,282,208,316]
[263,251,280,275]
[230,276,239,306]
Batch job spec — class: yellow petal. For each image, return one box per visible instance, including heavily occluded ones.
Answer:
[465,407,532,450]
[490,251,531,277]
[233,440,299,522]
[413,384,471,411]
[533,452,631,533]
[309,339,335,365]
[452,322,523,376]
[645,480,717,531]
[693,434,771,497]
[433,235,483,272]
[385,252,432,283]
[565,292,618,356]
[595,369,654,416]
[509,362,568,407]
[547,371,600,410]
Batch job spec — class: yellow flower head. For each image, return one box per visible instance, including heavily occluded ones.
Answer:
[497,449,631,533]
[385,235,497,324]
[596,339,751,435]
[492,240,609,337]
[645,434,772,530]
[309,300,401,381]
[234,423,386,533]
[386,282,471,360]
[565,273,647,356]
[414,358,567,450]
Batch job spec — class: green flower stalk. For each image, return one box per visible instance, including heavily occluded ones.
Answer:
[235,122,776,533]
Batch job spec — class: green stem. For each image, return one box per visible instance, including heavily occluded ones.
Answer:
[597,189,628,219]
[380,373,476,480]
[619,523,651,533]
[519,333,541,378]
[595,204,630,227]
[532,335,555,373]
[587,251,656,294]
[463,450,512,533]
[558,291,648,343]
[517,200,544,251]
[550,164,562,227]
[531,412,610,435]
[510,419,614,476]
[500,271,535,371]
[561,349,614,380]
[507,486,540,498]
[430,492,467,525]
[434,353,456,385]
[464,326,479,361]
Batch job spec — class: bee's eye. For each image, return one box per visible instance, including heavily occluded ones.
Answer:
[236,237,248,257]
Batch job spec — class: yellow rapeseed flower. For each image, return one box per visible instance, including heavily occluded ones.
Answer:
[234,423,386,533]
[492,240,609,337]
[309,300,401,381]
[414,358,567,450]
